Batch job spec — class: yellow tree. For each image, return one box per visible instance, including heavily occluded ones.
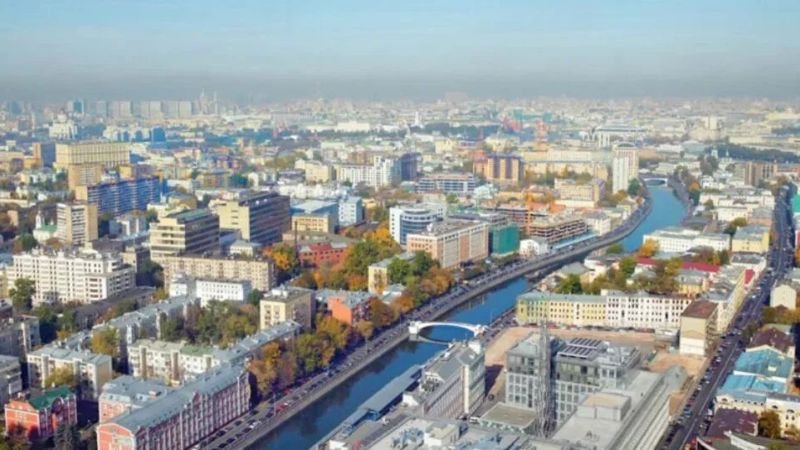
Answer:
[90,328,119,359]
[638,239,660,258]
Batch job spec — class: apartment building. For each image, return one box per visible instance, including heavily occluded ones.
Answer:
[149,209,220,262]
[127,339,191,385]
[56,201,99,246]
[291,213,336,234]
[554,178,604,208]
[67,163,103,190]
[54,142,130,169]
[161,255,274,292]
[10,248,135,305]
[98,376,171,422]
[679,300,719,356]
[169,275,252,307]
[27,346,113,400]
[611,147,639,193]
[260,286,316,331]
[75,176,161,216]
[731,225,770,254]
[0,316,41,357]
[96,365,250,450]
[405,219,489,270]
[473,153,523,186]
[0,355,23,406]
[527,215,590,246]
[211,191,290,246]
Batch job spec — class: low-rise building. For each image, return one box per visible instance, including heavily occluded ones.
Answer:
[643,227,731,253]
[770,284,797,310]
[4,386,77,440]
[527,214,590,247]
[292,213,337,234]
[26,345,113,400]
[169,275,252,307]
[325,290,373,327]
[554,178,604,208]
[260,286,316,331]
[679,300,718,356]
[297,241,350,268]
[98,376,172,422]
[367,252,415,294]
[96,365,250,450]
[161,255,274,291]
[731,225,770,254]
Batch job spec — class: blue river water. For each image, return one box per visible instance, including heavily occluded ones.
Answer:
[251,186,683,449]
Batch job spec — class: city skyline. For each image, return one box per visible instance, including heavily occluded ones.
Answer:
[2,0,800,101]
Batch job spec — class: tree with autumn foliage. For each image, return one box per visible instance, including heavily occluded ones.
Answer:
[264,243,299,281]
[638,239,659,257]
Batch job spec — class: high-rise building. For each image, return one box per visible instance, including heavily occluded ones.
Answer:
[31,142,56,168]
[389,204,446,246]
[74,176,161,215]
[54,142,130,169]
[56,202,98,246]
[149,209,219,262]
[612,147,639,193]
[744,161,778,187]
[212,191,290,246]
[473,153,523,185]
[398,152,421,181]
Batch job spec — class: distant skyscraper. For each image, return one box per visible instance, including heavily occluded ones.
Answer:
[612,146,639,193]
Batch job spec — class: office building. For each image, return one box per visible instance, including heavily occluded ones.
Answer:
[27,346,113,400]
[149,209,220,262]
[490,223,520,257]
[32,142,56,168]
[406,219,490,270]
[109,213,148,238]
[404,340,486,419]
[291,213,336,234]
[161,255,274,292]
[56,201,98,246]
[417,173,478,194]
[338,196,364,226]
[75,176,161,216]
[554,178,605,208]
[10,248,135,305]
[398,152,420,181]
[4,386,77,440]
[612,147,639,193]
[260,286,316,331]
[389,204,446,246]
[553,338,641,424]
[212,191,290,246]
[96,365,250,450]
[474,153,523,185]
[503,333,561,434]
[54,142,130,169]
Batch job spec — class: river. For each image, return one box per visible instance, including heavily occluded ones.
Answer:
[250,186,685,449]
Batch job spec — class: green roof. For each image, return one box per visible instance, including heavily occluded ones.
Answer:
[29,386,72,411]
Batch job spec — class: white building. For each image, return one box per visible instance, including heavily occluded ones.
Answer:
[335,156,400,188]
[10,248,135,305]
[338,196,364,226]
[389,204,446,246]
[169,275,252,307]
[519,238,550,257]
[642,227,731,253]
[612,147,639,193]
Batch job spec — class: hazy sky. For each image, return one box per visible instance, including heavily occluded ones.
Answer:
[2,0,799,100]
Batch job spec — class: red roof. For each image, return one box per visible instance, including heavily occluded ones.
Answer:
[636,257,720,273]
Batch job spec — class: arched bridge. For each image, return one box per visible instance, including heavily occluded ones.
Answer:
[408,321,487,337]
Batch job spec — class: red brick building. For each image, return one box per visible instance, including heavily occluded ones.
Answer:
[325,291,372,327]
[298,242,350,268]
[4,386,77,439]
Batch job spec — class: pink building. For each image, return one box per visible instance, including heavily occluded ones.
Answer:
[97,366,250,450]
[98,376,172,423]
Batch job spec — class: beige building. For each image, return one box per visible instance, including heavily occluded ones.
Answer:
[67,163,104,190]
[148,209,220,263]
[161,255,274,292]
[731,225,770,254]
[291,213,336,234]
[55,142,130,170]
[56,202,98,246]
[212,191,290,246]
[406,220,489,270]
[554,178,604,208]
[297,160,335,183]
[367,253,415,294]
[473,153,523,186]
[771,284,797,310]
[259,287,316,331]
[679,300,718,356]
[27,346,113,400]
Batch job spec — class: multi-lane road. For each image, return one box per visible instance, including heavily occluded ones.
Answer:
[203,193,654,449]
[660,185,795,450]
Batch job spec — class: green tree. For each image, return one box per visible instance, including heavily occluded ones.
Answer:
[54,422,80,450]
[605,243,624,255]
[9,278,35,313]
[247,289,264,306]
[90,328,119,359]
[18,233,37,252]
[294,334,322,374]
[387,258,412,285]
[627,178,641,197]
[44,367,78,389]
[556,274,583,294]
[758,410,782,439]
[724,217,748,236]
[33,305,58,343]
[619,256,637,277]
[160,316,185,341]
